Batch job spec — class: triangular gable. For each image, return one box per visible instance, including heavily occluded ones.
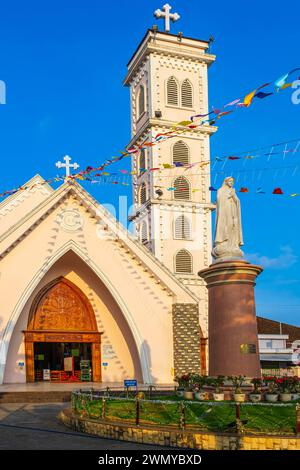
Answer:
[0,174,54,237]
[0,179,198,303]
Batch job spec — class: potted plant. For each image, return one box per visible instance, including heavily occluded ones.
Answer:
[291,376,300,401]
[210,375,225,401]
[277,377,293,402]
[264,376,278,402]
[175,375,185,396]
[230,375,246,402]
[249,378,263,402]
[193,375,208,400]
[184,373,196,400]
[175,373,194,399]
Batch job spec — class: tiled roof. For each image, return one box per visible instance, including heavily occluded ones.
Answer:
[257,316,300,345]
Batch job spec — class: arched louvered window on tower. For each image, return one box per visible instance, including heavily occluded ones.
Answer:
[173,141,190,166]
[175,249,193,274]
[140,221,148,244]
[139,183,147,205]
[173,176,190,200]
[174,215,191,240]
[138,85,145,118]
[167,76,179,106]
[181,79,193,108]
[139,149,146,175]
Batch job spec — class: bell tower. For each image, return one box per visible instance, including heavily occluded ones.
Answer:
[124,11,217,337]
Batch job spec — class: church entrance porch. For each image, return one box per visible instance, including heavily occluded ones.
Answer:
[24,331,102,383]
[23,277,102,383]
[33,341,92,382]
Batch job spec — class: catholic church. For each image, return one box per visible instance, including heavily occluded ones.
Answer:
[0,7,218,385]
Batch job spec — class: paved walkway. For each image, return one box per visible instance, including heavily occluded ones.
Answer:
[0,382,174,392]
[0,403,165,450]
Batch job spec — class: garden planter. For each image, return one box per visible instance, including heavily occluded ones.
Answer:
[213,393,224,401]
[249,393,262,403]
[292,393,300,401]
[279,393,292,402]
[195,391,207,401]
[265,394,278,403]
[234,393,246,402]
[176,389,184,397]
[183,391,194,400]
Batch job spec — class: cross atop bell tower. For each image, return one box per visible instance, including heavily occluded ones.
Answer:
[154,3,180,32]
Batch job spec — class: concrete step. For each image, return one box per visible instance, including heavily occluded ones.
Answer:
[0,391,71,403]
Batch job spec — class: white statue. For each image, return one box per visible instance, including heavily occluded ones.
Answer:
[212,176,244,262]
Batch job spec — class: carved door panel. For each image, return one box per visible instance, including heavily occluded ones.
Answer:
[24,278,102,383]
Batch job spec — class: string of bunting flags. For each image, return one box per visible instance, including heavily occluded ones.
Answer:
[1,138,299,199]
[1,67,300,200]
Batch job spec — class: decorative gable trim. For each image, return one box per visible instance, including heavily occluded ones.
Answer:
[0,175,53,217]
[0,180,199,303]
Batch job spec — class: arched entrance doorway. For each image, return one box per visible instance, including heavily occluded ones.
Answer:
[23,277,102,383]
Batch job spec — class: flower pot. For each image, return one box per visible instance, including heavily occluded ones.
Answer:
[183,391,194,400]
[177,389,184,397]
[234,393,246,402]
[213,393,224,401]
[265,394,278,403]
[249,393,262,403]
[195,391,207,401]
[279,393,292,402]
[291,393,300,401]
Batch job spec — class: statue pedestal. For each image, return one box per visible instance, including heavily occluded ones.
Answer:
[199,260,263,378]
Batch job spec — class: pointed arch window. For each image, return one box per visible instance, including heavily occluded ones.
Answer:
[140,221,148,244]
[181,79,193,108]
[138,149,147,175]
[175,249,193,274]
[173,141,190,166]
[138,85,146,118]
[173,176,190,201]
[167,76,179,106]
[174,215,191,240]
[139,182,147,205]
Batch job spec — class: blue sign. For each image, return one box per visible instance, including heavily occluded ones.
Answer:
[102,362,108,366]
[124,379,137,387]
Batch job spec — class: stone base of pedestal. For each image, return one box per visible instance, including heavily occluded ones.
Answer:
[199,260,263,378]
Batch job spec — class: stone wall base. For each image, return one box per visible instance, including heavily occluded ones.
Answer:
[59,408,300,450]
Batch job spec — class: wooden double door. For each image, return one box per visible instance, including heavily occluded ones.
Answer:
[24,278,102,383]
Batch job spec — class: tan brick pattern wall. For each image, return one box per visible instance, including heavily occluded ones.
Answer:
[60,409,300,450]
[172,303,201,377]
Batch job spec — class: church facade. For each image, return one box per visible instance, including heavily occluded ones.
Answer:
[0,29,216,385]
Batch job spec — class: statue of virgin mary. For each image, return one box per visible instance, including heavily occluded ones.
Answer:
[212,176,244,262]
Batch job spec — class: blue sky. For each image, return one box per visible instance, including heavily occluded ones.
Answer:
[0,0,299,324]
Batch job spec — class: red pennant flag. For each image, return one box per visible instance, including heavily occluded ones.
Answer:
[273,187,283,195]
[239,187,249,193]
[228,156,241,160]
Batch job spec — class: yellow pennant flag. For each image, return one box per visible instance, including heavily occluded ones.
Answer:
[199,161,210,168]
[176,120,193,127]
[243,89,256,107]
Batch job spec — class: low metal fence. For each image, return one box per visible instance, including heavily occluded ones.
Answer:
[71,389,300,436]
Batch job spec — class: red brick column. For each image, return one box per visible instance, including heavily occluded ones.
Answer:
[199,261,263,378]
